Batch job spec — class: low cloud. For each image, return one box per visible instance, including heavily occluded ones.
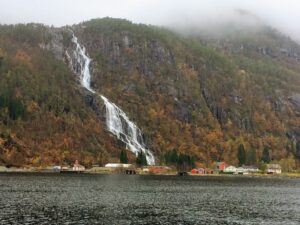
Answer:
[0,0,299,42]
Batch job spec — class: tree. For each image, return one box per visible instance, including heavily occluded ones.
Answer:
[279,155,296,172]
[177,153,195,171]
[170,149,178,164]
[262,147,271,163]
[296,142,300,160]
[258,162,267,173]
[246,148,257,165]
[237,144,246,166]
[0,90,25,121]
[119,149,128,164]
[0,91,9,109]
[8,98,25,120]
[164,149,178,166]
[136,151,147,166]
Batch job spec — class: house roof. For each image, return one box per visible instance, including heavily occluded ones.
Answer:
[242,166,258,169]
[105,163,133,168]
[266,164,281,169]
[226,166,237,169]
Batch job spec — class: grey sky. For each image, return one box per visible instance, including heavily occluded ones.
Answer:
[0,0,299,42]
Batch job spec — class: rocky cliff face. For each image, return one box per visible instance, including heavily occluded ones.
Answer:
[65,19,299,163]
[0,18,299,166]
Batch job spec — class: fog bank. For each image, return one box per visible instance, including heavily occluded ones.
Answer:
[0,0,299,42]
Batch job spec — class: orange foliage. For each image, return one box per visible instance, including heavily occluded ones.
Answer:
[14,49,31,65]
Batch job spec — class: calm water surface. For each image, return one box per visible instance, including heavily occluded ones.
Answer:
[0,173,299,225]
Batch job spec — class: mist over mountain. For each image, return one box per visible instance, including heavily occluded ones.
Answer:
[1,0,300,43]
[168,9,262,37]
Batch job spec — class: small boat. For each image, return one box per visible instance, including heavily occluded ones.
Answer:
[178,171,188,176]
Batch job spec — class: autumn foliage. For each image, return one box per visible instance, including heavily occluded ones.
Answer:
[0,20,299,169]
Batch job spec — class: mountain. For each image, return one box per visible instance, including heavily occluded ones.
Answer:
[0,18,299,168]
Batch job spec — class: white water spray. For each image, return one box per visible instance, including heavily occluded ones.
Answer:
[69,34,155,165]
[71,35,95,93]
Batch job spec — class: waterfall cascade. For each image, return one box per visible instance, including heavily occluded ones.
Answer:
[69,34,155,165]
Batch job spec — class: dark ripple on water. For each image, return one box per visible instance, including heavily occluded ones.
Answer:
[0,174,300,225]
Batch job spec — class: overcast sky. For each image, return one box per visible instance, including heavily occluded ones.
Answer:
[0,0,299,42]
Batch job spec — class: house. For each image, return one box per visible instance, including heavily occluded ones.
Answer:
[143,166,171,174]
[236,167,248,175]
[266,164,281,174]
[242,166,259,173]
[204,168,214,174]
[198,168,206,174]
[0,166,7,172]
[191,168,199,174]
[191,168,214,175]
[104,163,136,174]
[224,166,237,174]
[104,163,133,168]
[197,168,206,174]
[61,166,71,171]
[216,162,228,172]
[72,160,85,171]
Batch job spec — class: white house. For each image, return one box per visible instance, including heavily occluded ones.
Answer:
[104,163,133,168]
[0,166,7,172]
[236,167,249,175]
[242,166,260,173]
[266,164,281,174]
[224,166,237,173]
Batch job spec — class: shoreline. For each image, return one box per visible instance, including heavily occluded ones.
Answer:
[0,169,299,178]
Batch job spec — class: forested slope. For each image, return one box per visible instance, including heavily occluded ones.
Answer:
[0,18,299,168]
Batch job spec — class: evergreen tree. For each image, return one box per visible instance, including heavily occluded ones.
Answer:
[246,148,257,165]
[136,151,147,166]
[119,149,128,163]
[169,149,178,164]
[0,90,25,121]
[295,142,300,161]
[164,149,178,165]
[238,144,246,166]
[177,153,195,171]
[262,147,271,163]
[0,92,9,109]
[9,98,25,120]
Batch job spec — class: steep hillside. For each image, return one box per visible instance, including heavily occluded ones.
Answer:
[0,24,128,167]
[0,18,299,167]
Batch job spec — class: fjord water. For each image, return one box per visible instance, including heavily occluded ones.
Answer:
[0,174,299,225]
[69,34,155,165]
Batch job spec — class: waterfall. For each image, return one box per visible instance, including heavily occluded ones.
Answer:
[71,35,95,93]
[101,96,155,165]
[69,34,155,165]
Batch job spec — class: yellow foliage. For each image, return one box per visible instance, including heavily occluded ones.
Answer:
[177,63,198,79]
[27,101,39,113]
[31,155,41,165]
[14,49,31,66]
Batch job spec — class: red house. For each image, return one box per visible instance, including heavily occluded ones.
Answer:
[191,168,213,175]
[217,162,228,172]
[191,168,199,174]
[204,168,214,174]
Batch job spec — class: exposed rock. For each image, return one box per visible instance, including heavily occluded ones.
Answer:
[123,35,132,48]
[39,28,65,60]
[288,94,300,113]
